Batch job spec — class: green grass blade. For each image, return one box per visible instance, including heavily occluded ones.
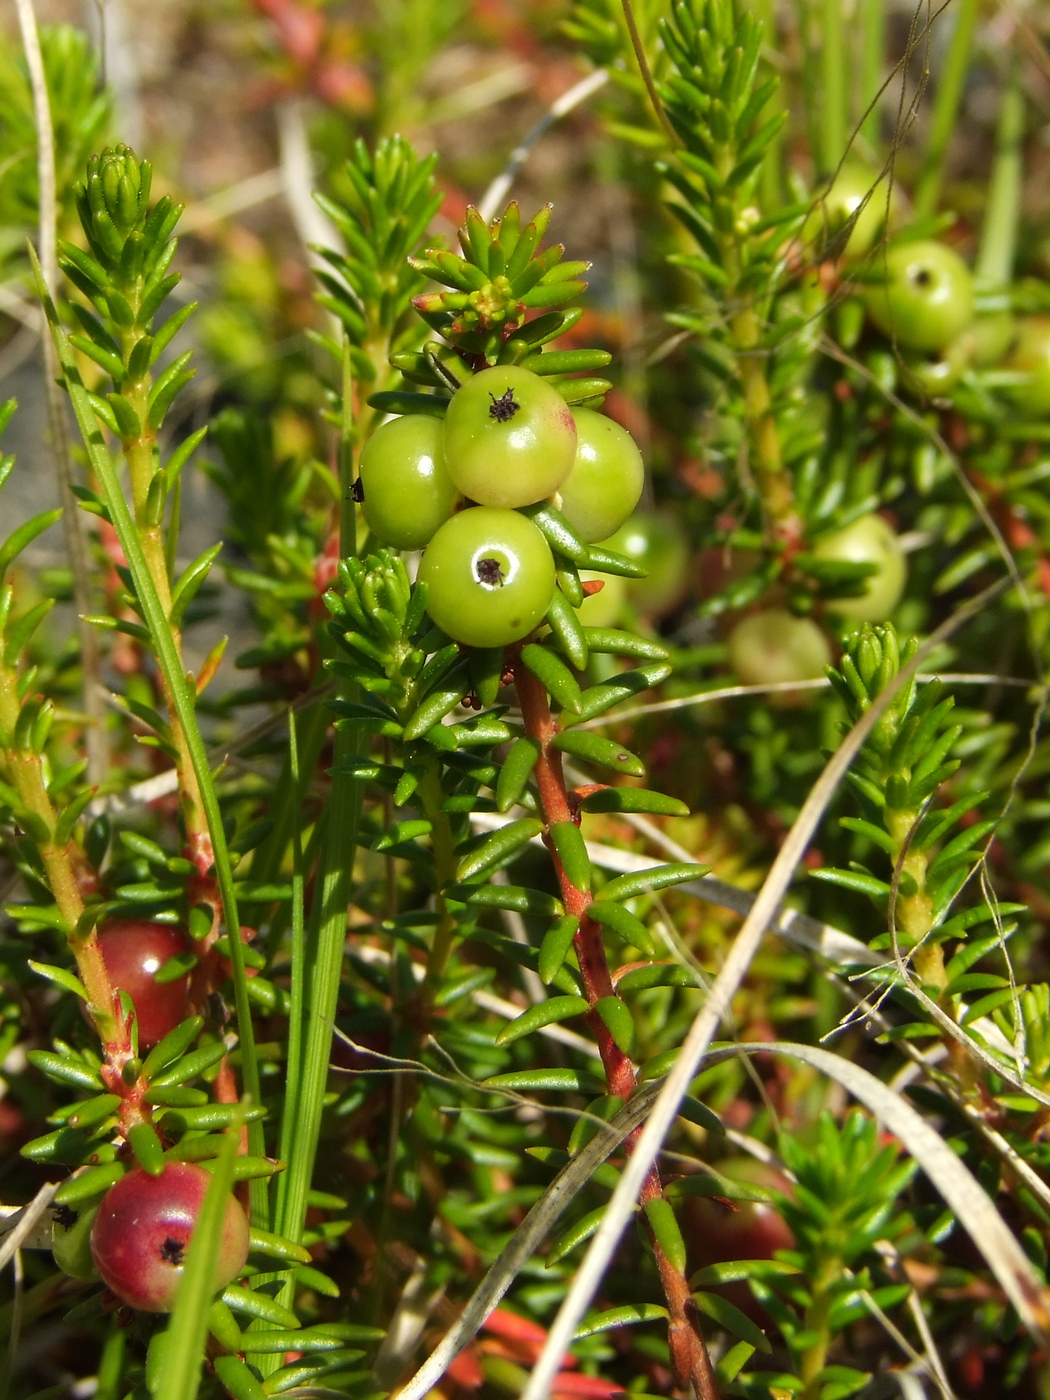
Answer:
[32,249,267,1219]
[152,1111,243,1400]
[976,52,1024,286]
[914,0,980,218]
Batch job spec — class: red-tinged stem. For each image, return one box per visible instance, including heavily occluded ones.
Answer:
[512,656,718,1399]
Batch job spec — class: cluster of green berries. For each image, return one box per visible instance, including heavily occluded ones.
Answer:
[811,164,1050,404]
[359,365,644,647]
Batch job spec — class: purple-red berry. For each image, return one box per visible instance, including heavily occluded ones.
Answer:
[90,1163,249,1312]
[96,920,193,1048]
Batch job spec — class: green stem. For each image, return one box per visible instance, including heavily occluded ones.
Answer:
[418,759,459,995]
[798,1256,839,1399]
[821,0,847,171]
[0,670,117,1043]
[913,0,981,219]
[36,258,266,1220]
[858,0,885,150]
[976,53,1024,286]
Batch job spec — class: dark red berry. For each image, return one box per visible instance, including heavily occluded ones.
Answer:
[96,920,194,1048]
[90,1163,249,1312]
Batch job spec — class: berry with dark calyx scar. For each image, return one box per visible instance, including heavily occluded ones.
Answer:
[359,414,461,550]
[52,1202,100,1280]
[727,609,831,686]
[557,408,645,544]
[813,513,906,621]
[96,921,194,1049]
[418,506,556,648]
[864,240,974,352]
[90,1163,249,1312]
[442,366,577,509]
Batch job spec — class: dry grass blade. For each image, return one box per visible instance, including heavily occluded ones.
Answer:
[390,1082,662,1400]
[704,1042,1050,1336]
[0,1183,57,1274]
[519,582,1008,1400]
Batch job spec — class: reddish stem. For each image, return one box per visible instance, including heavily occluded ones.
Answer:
[512,657,718,1399]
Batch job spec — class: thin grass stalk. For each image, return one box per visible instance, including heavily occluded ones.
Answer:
[859,0,886,150]
[276,710,307,1178]
[976,50,1024,286]
[33,257,268,1219]
[914,0,981,218]
[821,0,847,171]
[14,0,109,786]
[271,342,363,1260]
[153,1114,243,1400]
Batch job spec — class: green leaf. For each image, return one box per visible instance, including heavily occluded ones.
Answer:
[539,914,580,983]
[546,587,589,669]
[643,1197,687,1274]
[577,787,690,817]
[402,672,470,741]
[53,1161,125,1206]
[572,1303,669,1340]
[496,737,540,812]
[808,867,892,898]
[548,1205,614,1265]
[445,883,563,917]
[222,1284,300,1327]
[170,543,222,627]
[211,1356,266,1400]
[551,729,646,777]
[128,1121,166,1175]
[550,820,591,892]
[456,818,543,881]
[693,1290,772,1351]
[571,663,672,723]
[494,995,590,1045]
[141,1016,205,1080]
[27,1050,103,1091]
[587,901,657,955]
[599,862,707,904]
[28,961,87,999]
[520,643,583,714]
[520,502,589,563]
[579,628,670,661]
[246,1228,312,1264]
[483,1068,605,1093]
[0,508,63,580]
[595,995,634,1055]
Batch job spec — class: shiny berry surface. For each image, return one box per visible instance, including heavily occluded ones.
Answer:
[603,513,690,618]
[804,164,889,259]
[813,513,906,621]
[90,1163,249,1313]
[418,507,556,648]
[727,610,831,686]
[864,240,974,352]
[359,414,460,550]
[557,408,644,543]
[442,366,577,509]
[96,921,193,1049]
[1004,316,1050,414]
